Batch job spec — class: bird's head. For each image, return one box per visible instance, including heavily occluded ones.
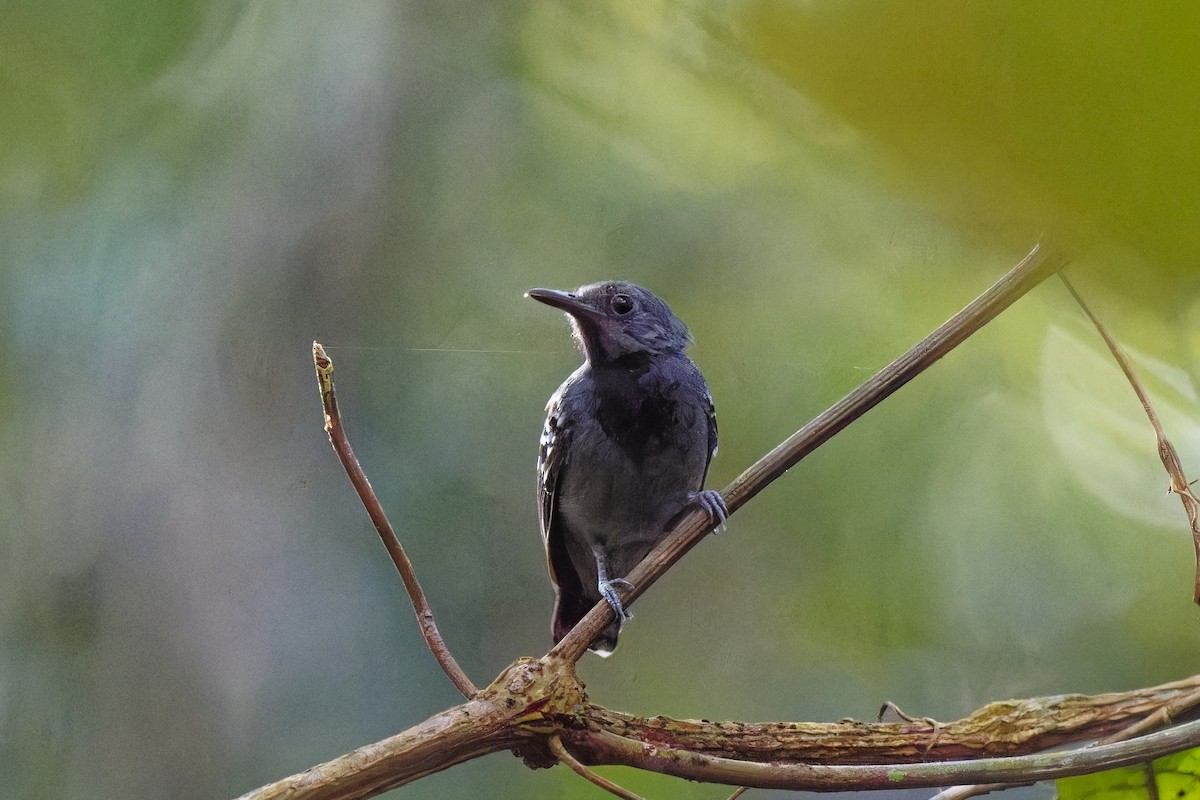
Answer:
[526,281,692,366]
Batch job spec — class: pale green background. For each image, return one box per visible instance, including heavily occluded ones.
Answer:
[3,3,1199,798]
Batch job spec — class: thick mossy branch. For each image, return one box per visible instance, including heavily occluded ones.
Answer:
[571,675,1200,765]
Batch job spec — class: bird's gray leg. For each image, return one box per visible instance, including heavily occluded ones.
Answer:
[688,489,729,532]
[593,549,633,623]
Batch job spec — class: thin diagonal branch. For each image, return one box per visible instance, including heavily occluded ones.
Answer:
[549,735,646,800]
[1057,274,1200,604]
[312,342,478,698]
[927,778,1022,800]
[727,243,1063,514]
[553,243,1068,662]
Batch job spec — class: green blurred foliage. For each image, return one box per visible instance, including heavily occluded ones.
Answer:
[1058,746,1200,800]
[2,2,1198,798]
[0,3,204,204]
[747,1,1200,300]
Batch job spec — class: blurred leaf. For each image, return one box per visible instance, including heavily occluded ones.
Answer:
[1058,746,1200,800]
[744,1,1200,299]
[1042,320,1200,528]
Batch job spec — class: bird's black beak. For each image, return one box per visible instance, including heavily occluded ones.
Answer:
[525,288,604,321]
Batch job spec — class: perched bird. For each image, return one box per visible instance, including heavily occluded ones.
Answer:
[527,281,727,656]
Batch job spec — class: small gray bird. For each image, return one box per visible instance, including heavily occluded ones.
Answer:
[527,281,727,656]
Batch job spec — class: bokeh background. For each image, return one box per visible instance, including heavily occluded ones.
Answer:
[3,2,1200,798]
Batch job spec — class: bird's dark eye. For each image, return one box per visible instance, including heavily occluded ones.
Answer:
[611,294,634,315]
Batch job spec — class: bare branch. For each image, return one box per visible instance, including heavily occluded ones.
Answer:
[236,658,582,800]
[553,243,1069,662]
[927,782,1014,800]
[312,342,478,698]
[1057,274,1200,604]
[549,735,647,800]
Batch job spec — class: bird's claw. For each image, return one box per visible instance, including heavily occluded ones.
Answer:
[690,489,729,532]
[598,578,633,623]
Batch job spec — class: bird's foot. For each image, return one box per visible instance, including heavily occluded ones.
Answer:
[689,489,729,532]
[598,578,634,623]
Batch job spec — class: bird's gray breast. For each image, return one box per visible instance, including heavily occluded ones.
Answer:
[555,363,709,551]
